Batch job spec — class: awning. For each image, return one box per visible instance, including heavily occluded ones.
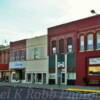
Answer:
[0,64,8,70]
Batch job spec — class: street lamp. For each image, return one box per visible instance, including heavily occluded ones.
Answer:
[90,9,97,15]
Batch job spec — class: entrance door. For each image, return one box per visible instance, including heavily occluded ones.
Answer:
[61,73,65,84]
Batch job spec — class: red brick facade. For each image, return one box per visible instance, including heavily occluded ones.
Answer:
[48,15,100,86]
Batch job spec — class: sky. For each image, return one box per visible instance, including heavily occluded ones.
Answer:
[0,0,100,45]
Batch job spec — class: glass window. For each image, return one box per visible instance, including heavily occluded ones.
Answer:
[87,33,93,50]
[80,35,84,51]
[67,73,76,79]
[34,47,44,59]
[51,40,56,54]
[10,49,15,61]
[67,38,73,53]
[0,53,1,63]
[21,50,26,60]
[96,32,100,49]
[59,39,64,54]
[37,73,42,82]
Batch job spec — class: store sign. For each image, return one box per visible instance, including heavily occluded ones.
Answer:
[49,74,55,79]
[89,57,100,65]
[9,61,26,69]
[57,62,64,68]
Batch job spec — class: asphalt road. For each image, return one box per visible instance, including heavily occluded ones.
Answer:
[0,85,100,100]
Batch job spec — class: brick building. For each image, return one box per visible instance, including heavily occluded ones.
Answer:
[0,45,10,82]
[9,40,26,83]
[48,15,100,86]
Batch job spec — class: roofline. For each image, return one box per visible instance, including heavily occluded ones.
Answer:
[48,14,100,30]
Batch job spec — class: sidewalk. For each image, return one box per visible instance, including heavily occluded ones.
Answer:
[0,82,100,93]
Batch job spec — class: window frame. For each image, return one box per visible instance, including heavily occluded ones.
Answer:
[67,38,73,53]
[51,40,56,55]
[87,33,93,51]
[59,39,64,54]
[96,31,100,50]
[80,35,85,51]
[34,47,45,60]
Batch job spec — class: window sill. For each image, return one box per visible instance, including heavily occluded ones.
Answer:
[86,49,94,51]
[34,58,47,60]
[96,48,100,51]
[79,50,85,52]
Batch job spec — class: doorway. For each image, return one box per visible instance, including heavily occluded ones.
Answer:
[61,73,65,84]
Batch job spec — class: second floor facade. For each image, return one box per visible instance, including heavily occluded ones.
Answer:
[26,35,48,61]
[10,39,26,62]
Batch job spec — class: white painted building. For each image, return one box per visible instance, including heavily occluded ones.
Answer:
[25,35,48,84]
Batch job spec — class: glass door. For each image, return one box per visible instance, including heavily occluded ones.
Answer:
[61,73,65,84]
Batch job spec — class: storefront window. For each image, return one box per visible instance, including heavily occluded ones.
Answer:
[87,33,93,50]
[80,35,84,51]
[67,73,76,79]
[12,73,16,80]
[96,32,100,49]
[37,73,42,82]
[27,73,32,82]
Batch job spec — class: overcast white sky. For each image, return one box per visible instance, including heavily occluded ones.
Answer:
[0,0,100,45]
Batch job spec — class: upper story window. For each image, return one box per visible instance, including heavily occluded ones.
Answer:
[59,39,64,54]
[0,52,1,64]
[10,49,26,61]
[87,33,93,50]
[80,35,84,51]
[34,47,44,60]
[67,38,73,53]
[4,51,8,64]
[96,31,100,49]
[51,40,56,54]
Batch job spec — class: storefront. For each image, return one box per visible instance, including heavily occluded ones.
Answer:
[9,61,26,83]
[0,64,10,82]
[26,61,48,84]
[26,35,48,84]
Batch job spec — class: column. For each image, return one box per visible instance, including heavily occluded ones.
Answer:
[25,73,27,83]
[42,73,43,84]
[35,73,37,84]
[46,73,48,84]
[55,54,58,84]
[65,54,67,85]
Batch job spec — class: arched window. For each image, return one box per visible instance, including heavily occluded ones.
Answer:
[59,39,64,54]
[96,31,100,49]
[80,35,84,51]
[51,40,56,54]
[67,38,73,53]
[87,33,93,50]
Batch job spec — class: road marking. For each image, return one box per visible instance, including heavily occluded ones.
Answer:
[66,88,100,93]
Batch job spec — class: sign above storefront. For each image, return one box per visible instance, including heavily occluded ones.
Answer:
[57,62,64,68]
[9,61,26,69]
[89,57,100,65]
[49,73,55,79]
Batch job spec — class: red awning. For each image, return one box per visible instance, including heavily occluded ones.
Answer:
[0,64,8,70]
